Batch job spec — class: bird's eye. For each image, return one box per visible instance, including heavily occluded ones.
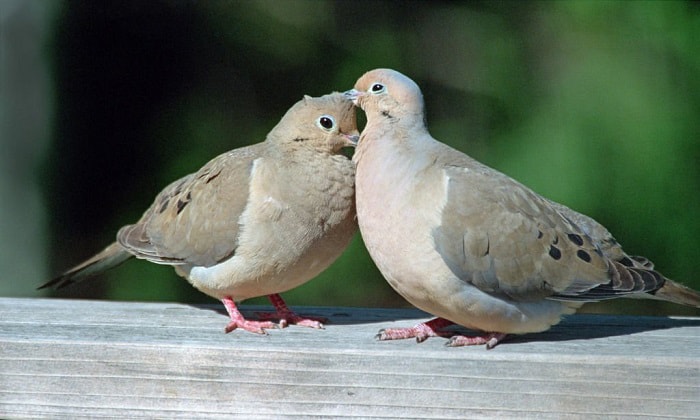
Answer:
[370,83,385,94]
[316,115,335,131]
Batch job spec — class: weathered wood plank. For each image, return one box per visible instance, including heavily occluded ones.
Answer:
[1,298,698,419]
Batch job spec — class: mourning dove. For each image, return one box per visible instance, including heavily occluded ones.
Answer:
[40,93,359,334]
[346,68,700,349]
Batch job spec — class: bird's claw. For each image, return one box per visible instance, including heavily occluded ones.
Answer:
[445,332,508,349]
[224,319,278,335]
[375,319,455,342]
[256,311,326,329]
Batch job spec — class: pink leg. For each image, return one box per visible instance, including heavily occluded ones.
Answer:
[256,294,327,329]
[376,317,455,343]
[447,332,508,350]
[221,296,276,334]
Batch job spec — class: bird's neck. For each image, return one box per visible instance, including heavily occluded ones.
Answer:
[353,112,427,165]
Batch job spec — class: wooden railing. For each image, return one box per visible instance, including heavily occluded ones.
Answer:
[1,297,698,418]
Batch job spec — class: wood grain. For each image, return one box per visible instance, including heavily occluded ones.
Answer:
[1,298,698,419]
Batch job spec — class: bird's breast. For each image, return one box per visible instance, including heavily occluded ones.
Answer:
[355,144,449,295]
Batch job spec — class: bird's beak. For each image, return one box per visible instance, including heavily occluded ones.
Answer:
[344,133,360,147]
[344,89,361,105]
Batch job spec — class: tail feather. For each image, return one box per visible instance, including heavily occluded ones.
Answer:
[653,279,700,308]
[38,242,132,290]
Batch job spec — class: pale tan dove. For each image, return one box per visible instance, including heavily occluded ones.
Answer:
[40,93,359,334]
[346,68,700,349]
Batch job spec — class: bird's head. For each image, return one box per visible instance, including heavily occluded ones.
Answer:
[272,92,359,153]
[344,68,425,125]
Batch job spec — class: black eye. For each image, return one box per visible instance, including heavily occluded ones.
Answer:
[371,83,385,93]
[319,117,333,129]
[316,115,335,131]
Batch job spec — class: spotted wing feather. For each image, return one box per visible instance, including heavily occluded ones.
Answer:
[433,148,665,303]
[117,143,265,267]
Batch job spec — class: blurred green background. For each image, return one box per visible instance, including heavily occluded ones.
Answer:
[2,0,698,317]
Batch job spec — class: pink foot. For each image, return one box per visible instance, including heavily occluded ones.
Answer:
[221,297,277,334]
[376,317,455,343]
[447,332,508,349]
[256,294,327,329]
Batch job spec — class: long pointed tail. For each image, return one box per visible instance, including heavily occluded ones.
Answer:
[38,242,132,290]
[653,279,700,308]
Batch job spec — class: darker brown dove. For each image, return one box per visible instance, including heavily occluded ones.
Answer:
[41,93,359,334]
